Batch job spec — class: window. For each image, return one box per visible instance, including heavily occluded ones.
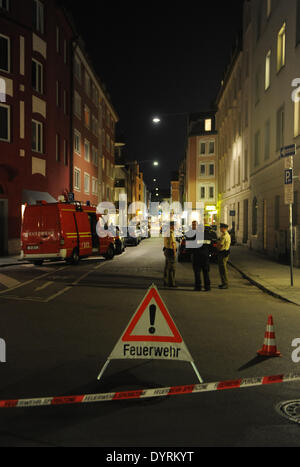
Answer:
[56,133,60,161]
[74,130,81,154]
[84,173,90,194]
[32,59,43,94]
[200,164,206,176]
[254,131,261,167]
[267,0,272,18]
[205,119,212,132]
[56,81,61,107]
[92,146,98,166]
[264,119,271,160]
[56,27,60,54]
[0,103,10,141]
[252,197,258,235]
[64,40,68,64]
[209,164,215,176]
[0,34,10,73]
[200,142,206,155]
[274,195,280,230]
[255,69,260,104]
[276,106,285,151]
[209,141,215,154]
[32,120,43,153]
[84,105,90,128]
[85,71,91,97]
[244,149,248,181]
[209,186,214,199]
[296,0,300,45]
[92,177,98,195]
[277,23,286,72]
[74,168,81,191]
[63,90,68,115]
[74,55,81,83]
[0,0,9,11]
[265,50,271,90]
[84,139,90,162]
[63,139,68,166]
[33,0,44,35]
[294,94,300,137]
[74,91,81,118]
[92,115,98,136]
[200,186,205,199]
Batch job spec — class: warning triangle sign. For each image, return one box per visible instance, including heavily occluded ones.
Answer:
[108,284,194,363]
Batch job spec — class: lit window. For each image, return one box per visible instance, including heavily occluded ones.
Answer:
[0,103,10,142]
[277,23,286,72]
[205,119,212,132]
[265,50,271,90]
[32,120,43,153]
[84,105,90,128]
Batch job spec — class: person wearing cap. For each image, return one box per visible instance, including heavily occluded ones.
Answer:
[163,221,177,288]
[217,223,231,289]
[186,221,211,292]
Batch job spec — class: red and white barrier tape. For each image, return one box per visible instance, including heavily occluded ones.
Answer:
[1,373,299,408]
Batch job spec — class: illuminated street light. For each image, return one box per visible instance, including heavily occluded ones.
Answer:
[152,117,161,124]
[153,161,159,166]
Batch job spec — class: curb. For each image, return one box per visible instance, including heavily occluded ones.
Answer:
[0,261,28,268]
[229,261,300,307]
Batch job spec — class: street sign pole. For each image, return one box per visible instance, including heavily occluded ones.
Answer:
[289,203,294,287]
[283,147,296,287]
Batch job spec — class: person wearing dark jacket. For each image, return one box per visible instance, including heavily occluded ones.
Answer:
[186,221,211,292]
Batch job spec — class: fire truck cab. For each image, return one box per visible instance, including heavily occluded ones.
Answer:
[20,201,115,265]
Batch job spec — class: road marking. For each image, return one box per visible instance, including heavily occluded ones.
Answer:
[34,281,53,292]
[44,287,72,303]
[0,266,70,297]
[0,274,21,289]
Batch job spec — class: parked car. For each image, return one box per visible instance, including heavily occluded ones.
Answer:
[124,227,142,246]
[177,226,218,263]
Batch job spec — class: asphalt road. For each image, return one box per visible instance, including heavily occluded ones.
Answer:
[0,237,300,447]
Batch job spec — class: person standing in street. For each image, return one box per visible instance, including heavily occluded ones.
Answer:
[163,221,177,288]
[217,223,231,289]
[187,221,211,292]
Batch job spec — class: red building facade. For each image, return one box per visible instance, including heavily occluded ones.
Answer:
[0,0,73,255]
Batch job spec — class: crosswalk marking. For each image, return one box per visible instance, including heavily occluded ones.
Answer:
[0,274,21,289]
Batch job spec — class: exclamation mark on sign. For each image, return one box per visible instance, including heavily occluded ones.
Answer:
[148,304,156,334]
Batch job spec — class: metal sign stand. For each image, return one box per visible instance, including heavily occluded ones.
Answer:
[282,145,296,287]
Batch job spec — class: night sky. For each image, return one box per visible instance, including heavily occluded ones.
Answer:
[62,0,245,192]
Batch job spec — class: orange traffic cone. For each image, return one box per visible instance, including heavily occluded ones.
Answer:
[257,315,281,357]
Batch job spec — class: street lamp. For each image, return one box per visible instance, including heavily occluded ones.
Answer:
[152,117,161,124]
[153,161,159,166]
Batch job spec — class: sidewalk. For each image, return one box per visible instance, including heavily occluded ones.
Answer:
[229,245,300,306]
[0,255,28,268]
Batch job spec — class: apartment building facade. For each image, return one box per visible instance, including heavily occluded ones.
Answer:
[185,112,218,225]
[72,45,118,207]
[0,0,73,255]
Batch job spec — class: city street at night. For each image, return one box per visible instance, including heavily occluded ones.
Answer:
[0,238,300,447]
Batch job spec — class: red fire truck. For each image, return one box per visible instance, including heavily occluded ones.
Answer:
[20,201,115,265]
